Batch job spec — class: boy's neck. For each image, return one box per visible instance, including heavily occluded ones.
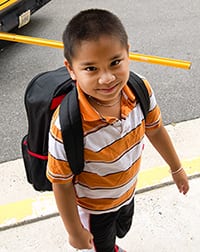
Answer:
[87,94,122,119]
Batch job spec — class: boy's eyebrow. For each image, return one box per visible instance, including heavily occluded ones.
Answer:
[110,54,123,60]
[80,61,96,66]
[79,54,123,66]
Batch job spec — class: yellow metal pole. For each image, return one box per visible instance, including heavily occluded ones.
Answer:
[0,32,63,49]
[0,32,191,69]
[129,52,191,70]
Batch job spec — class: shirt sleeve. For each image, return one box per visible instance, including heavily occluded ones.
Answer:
[143,79,162,131]
[46,106,74,184]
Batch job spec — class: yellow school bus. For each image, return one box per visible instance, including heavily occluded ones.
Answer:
[0,0,51,31]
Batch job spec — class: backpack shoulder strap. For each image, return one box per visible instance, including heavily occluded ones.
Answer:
[59,84,84,175]
[128,71,150,119]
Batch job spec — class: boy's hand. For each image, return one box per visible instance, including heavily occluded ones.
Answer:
[171,168,189,195]
[69,227,94,250]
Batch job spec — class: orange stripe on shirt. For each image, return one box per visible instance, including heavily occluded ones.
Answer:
[84,124,145,162]
[47,153,73,183]
[75,159,141,188]
[77,186,136,212]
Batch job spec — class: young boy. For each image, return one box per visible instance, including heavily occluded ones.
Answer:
[47,9,189,252]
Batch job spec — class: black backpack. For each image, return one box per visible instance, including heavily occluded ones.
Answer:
[21,66,150,191]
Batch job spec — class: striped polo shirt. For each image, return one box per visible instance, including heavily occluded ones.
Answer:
[47,77,161,214]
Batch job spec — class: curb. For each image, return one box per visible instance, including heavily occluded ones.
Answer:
[1,156,199,231]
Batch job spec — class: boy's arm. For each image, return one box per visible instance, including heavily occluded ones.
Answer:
[145,124,189,194]
[52,182,94,249]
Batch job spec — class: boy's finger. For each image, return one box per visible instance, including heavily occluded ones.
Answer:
[179,183,189,195]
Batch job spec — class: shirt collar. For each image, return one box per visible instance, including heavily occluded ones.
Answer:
[77,83,101,121]
[76,83,136,122]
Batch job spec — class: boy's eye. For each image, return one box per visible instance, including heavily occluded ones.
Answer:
[111,60,121,66]
[85,66,97,71]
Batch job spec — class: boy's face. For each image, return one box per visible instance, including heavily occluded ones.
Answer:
[65,35,130,104]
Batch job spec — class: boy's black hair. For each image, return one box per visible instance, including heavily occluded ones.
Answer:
[62,9,128,65]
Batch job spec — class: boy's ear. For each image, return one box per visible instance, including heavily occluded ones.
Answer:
[64,60,76,80]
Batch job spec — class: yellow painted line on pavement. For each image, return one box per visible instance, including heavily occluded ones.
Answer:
[0,193,57,230]
[0,157,199,230]
[137,156,200,190]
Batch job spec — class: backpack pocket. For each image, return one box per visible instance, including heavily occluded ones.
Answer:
[21,135,52,191]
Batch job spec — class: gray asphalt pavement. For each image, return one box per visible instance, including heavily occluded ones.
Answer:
[0,0,200,162]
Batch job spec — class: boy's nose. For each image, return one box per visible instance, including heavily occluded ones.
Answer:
[98,72,116,85]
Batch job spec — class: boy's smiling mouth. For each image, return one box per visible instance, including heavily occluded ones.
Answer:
[97,83,121,94]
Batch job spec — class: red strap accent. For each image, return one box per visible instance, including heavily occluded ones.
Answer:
[27,149,48,160]
[23,139,28,145]
[24,138,48,160]
[50,94,65,110]
[114,245,118,252]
